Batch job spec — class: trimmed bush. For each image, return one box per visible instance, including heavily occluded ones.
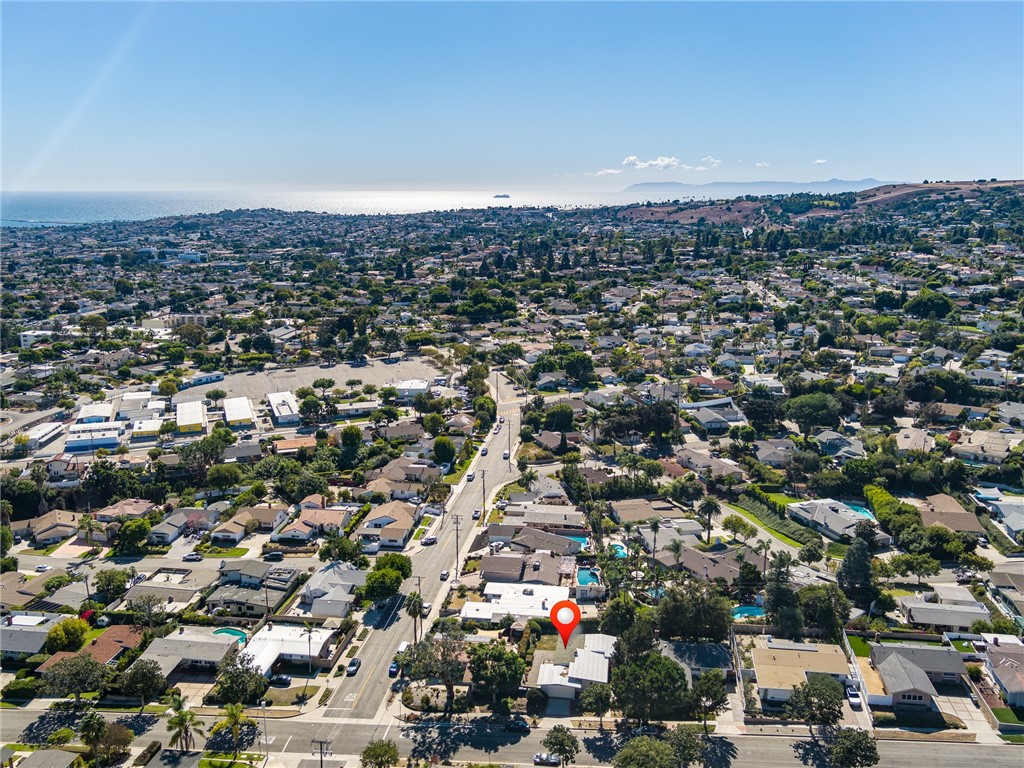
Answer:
[872,712,898,727]
[134,740,162,766]
[2,677,40,700]
[736,493,819,546]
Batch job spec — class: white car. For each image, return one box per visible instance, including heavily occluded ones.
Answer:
[846,686,863,710]
[34,564,52,572]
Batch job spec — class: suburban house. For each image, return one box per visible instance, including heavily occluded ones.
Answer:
[899,594,990,632]
[148,511,189,545]
[916,494,985,534]
[211,509,256,546]
[985,643,1024,707]
[136,626,239,678]
[869,643,967,708]
[206,561,299,617]
[0,612,66,661]
[37,624,143,673]
[298,561,368,618]
[537,634,615,700]
[273,504,355,544]
[987,563,1024,629]
[11,509,82,546]
[240,505,290,533]
[786,499,892,546]
[356,500,420,549]
[894,428,936,455]
[460,583,571,623]
[751,637,851,703]
[242,622,336,676]
[952,430,1022,465]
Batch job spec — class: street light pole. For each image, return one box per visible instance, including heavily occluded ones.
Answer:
[451,514,462,578]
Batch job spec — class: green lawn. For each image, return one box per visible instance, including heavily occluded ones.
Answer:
[992,707,1024,725]
[200,547,248,558]
[264,684,319,706]
[413,526,428,540]
[847,636,871,658]
[951,639,975,652]
[879,637,943,646]
[82,627,106,644]
[826,541,849,559]
[1000,734,1024,744]
[724,504,803,548]
[765,492,800,507]
[31,541,67,556]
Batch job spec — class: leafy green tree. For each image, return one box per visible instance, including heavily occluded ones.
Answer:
[211,702,255,759]
[542,724,580,765]
[0,525,12,556]
[207,389,227,406]
[360,739,400,768]
[409,618,466,710]
[799,541,824,566]
[313,377,336,398]
[829,728,880,768]
[99,722,135,765]
[206,463,243,491]
[657,582,732,642]
[612,653,689,723]
[405,591,424,643]
[599,594,637,635]
[44,652,109,708]
[690,669,728,735]
[797,583,851,643]
[374,553,413,579]
[722,513,756,542]
[903,287,954,319]
[836,539,880,611]
[785,393,843,436]
[423,412,446,437]
[45,617,89,653]
[95,569,131,600]
[433,435,456,466]
[318,532,368,568]
[612,736,675,768]
[363,568,404,602]
[120,658,166,710]
[577,682,613,729]
[468,642,527,705]
[786,674,844,736]
[544,402,576,433]
[216,652,267,705]
[340,424,363,448]
[668,726,704,767]
[116,518,151,553]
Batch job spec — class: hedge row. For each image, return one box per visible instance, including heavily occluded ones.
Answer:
[2,677,41,700]
[736,493,820,547]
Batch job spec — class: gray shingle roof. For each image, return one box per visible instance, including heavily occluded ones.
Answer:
[877,653,937,697]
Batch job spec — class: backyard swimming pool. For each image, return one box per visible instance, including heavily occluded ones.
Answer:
[611,543,628,559]
[213,627,247,644]
[732,606,766,620]
[848,504,876,519]
[577,568,600,586]
[567,536,590,548]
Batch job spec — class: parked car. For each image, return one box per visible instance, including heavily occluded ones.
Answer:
[480,447,488,456]
[388,661,400,678]
[466,471,475,481]
[978,537,990,548]
[346,658,362,676]
[472,509,482,520]
[270,674,292,686]
[846,686,863,710]
[440,570,450,581]
[263,551,284,562]
[502,450,510,460]
[499,415,505,423]
[534,754,561,766]
[183,552,204,562]
[422,536,437,546]
[420,603,432,618]
[34,564,52,572]
[505,719,531,733]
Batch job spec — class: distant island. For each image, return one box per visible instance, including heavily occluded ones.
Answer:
[623,178,888,197]
[493,193,511,199]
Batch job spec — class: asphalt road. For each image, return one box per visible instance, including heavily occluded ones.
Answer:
[1,706,1020,768]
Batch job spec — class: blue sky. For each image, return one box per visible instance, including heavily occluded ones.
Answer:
[3,1,1022,191]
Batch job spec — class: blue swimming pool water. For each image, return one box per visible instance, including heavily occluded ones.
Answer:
[567,536,589,547]
[848,504,876,519]
[611,543,628,559]
[213,627,247,644]
[732,606,766,620]
[577,568,600,586]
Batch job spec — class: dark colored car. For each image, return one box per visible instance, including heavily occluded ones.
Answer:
[388,661,400,677]
[534,755,561,766]
[505,719,531,733]
[270,674,292,686]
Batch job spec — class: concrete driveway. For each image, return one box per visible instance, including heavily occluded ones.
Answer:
[933,689,1002,744]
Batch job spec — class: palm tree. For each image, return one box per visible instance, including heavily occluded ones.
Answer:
[78,513,103,549]
[697,496,721,544]
[666,539,684,579]
[29,462,48,513]
[519,468,539,492]
[405,591,424,643]
[755,538,772,573]
[78,711,107,764]
[166,696,206,753]
[211,702,255,759]
[301,622,317,696]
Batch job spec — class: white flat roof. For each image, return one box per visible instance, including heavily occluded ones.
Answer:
[223,397,254,422]
[243,623,334,675]
[131,419,164,433]
[176,400,207,426]
[268,391,299,419]
[77,402,113,421]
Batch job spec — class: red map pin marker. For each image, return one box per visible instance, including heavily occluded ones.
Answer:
[550,600,581,649]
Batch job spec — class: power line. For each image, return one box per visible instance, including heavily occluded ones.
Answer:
[311,738,333,768]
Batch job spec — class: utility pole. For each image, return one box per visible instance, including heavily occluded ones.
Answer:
[480,469,487,520]
[451,514,462,578]
[310,738,332,768]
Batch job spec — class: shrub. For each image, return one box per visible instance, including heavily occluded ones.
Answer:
[872,712,898,727]
[23,654,49,669]
[2,677,40,700]
[967,664,983,682]
[134,740,162,766]
[736,493,819,546]
[48,728,76,746]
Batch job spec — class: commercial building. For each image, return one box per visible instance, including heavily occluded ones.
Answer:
[175,400,208,434]
[268,391,301,426]
[76,402,114,424]
[65,429,121,453]
[223,396,255,428]
[21,422,64,451]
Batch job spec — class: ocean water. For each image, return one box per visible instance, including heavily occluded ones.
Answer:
[0,190,667,227]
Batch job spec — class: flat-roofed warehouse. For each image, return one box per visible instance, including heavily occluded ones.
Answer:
[223,397,255,428]
[175,400,208,434]
[268,391,300,426]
